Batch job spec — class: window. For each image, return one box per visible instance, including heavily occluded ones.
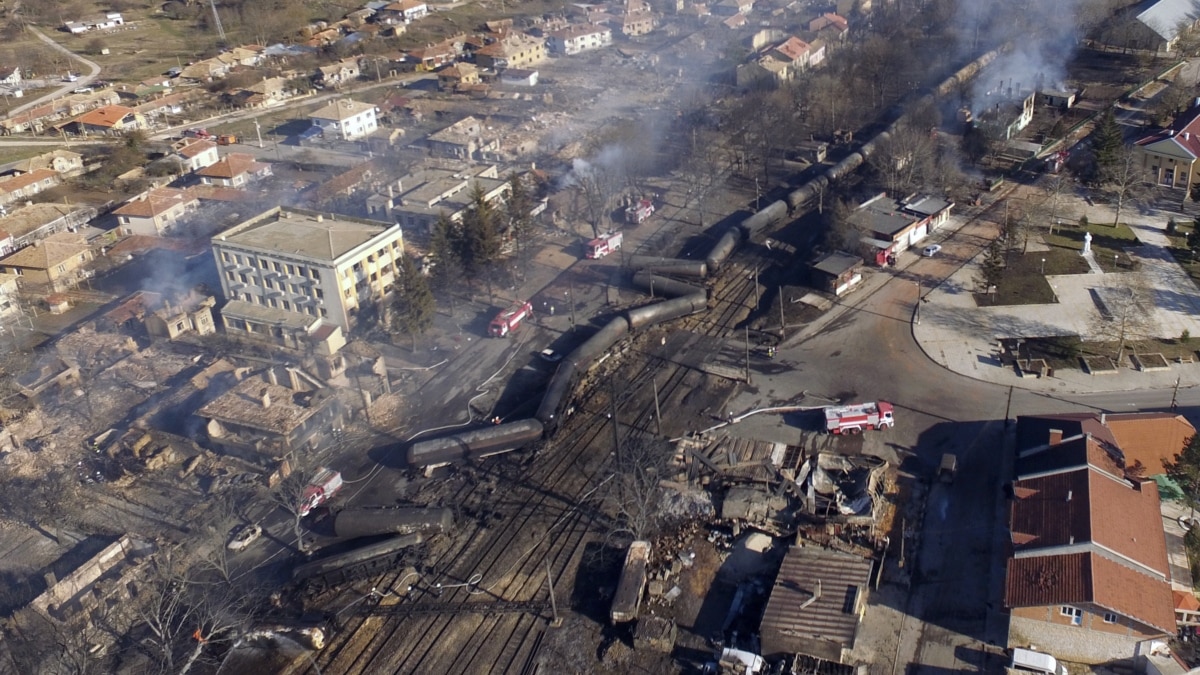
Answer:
[315,289,324,299]
[286,264,294,275]
[226,271,235,281]
[310,268,320,279]
[1103,612,1118,624]
[282,301,290,310]
[1060,606,1082,625]
[273,261,282,272]
[259,258,269,269]
[239,273,248,283]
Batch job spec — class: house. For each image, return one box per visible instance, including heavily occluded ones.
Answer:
[1005,423,1178,664]
[235,76,301,108]
[808,12,849,40]
[0,231,93,292]
[715,0,755,15]
[1038,88,1077,110]
[425,116,500,160]
[196,153,272,188]
[113,187,200,236]
[0,169,61,207]
[1135,105,1200,191]
[848,194,928,264]
[316,58,361,87]
[63,13,124,34]
[198,367,346,461]
[1016,412,1195,486]
[500,68,539,86]
[404,41,459,70]
[70,105,146,135]
[475,33,547,70]
[211,207,405,337]
[173,138,220,171]
[810,251,863,296]
[0,67,21,87]
[378,0,429,24]
[437,62,481,91]
[0,272,19,316]
[901,195,954,231]
[178,58,232,82]
[759,545,872,662]
[1095,0,1200,53]
[974,85,1036,141]
[0,230,11,257]
[309,98,379,140]
[620,0,657,36]
[546,24,613,55]
[380,164,510,232]
[0,203,96,251]
[102,290,216,340]
[722,13,748,29]
[8,149,84,178]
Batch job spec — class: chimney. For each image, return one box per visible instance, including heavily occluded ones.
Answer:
[1100,412,1106,425]
[1069,535,1074,545]
[316,214,324,222]
[267,368,278,386]
[288,368,301,391]
[1066,490,1073,501]
[1048,428,1062,445]
[387,185,394,198]
[259,387,271,408]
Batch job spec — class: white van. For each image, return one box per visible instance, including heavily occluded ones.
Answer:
[1011,648,1067,675]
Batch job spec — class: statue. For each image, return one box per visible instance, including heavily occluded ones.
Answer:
[1082,231,1092,255]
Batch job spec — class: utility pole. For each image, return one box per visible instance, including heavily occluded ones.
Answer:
[545,560,561,627]
[744,326,751,385]
[915,279,921,325]
[652,378,662,436]
[1172,376,1182,409]
[752,266,759,308]
[778,287,786,339]
[254,119,263,149]
[567,276,576,331]
[208,0,226,43]
[610,376,621,464]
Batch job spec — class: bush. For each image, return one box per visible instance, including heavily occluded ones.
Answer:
[1079,215,1088,229]
[1184,329,1192,344]
[1169,217,1179,234]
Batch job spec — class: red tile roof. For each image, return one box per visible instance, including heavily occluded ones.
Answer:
[177,138,217,159]
[1105,413,1196,476]
[74,105,136,128]
[1005,552,1175,633]
[1136,106,1200,158]
[1010,468,1091,551]
[0,168,59,195]
[196,153,268,180]
[113,187,194,218]
[773,36,811,62]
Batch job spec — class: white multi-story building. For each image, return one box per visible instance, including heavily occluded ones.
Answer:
[212,208,404,344]
[308,99,379,141]
[546,24,613,55]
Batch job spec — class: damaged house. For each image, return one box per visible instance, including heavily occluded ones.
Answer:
[197,366,345,463]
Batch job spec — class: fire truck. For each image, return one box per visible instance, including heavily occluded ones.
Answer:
[300,467,343,516]
[488,301,534,337]
[624,198,655,224]
[824,401,895,435]
[586,232,623,259]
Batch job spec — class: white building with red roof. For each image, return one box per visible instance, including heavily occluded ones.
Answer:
[1134,105,1200,191]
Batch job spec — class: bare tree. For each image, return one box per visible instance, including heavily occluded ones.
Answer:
[601,433,673,543]
[678,130,734,228]
[1043,172,1074,234]
[869,121,937,197]
[1089,276,1157,363]
[568,158,618,239]
[1101,145,1149,227]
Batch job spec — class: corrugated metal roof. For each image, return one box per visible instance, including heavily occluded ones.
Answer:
[760,546,872,658]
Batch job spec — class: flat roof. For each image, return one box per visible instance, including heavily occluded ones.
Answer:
[811,251,862,276]
[214,207,399,262]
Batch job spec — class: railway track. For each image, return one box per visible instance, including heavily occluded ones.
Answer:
[316,245,771,674]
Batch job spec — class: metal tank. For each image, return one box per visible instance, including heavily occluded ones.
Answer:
[406,419,544,467]
[332,507,455,540]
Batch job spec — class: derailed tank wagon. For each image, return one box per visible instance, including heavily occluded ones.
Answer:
[292,533,424,592]
[332,507,455,539]
[406,419,544,468]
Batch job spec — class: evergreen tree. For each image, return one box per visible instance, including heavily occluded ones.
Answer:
[1091,109,1123,172]
[390,253,435,350]
[1165,435,1200,519]
[506,172,535,278]
[461,182,503,295]
[977,238,1006,300]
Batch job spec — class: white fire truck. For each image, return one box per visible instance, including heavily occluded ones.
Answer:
[824,401,895,435]
[586,232,623,259]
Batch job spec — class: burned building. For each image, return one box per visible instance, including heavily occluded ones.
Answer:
[974,81,1036,141]
[197,367,345,463]
[101,290,216,341]
[759,545,872,662]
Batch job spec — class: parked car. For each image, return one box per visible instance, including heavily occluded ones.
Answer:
[538,348,563,363]
[922,244,942,257]
[227,523,262,551]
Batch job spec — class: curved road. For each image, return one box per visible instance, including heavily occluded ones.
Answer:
[8,27,102,118]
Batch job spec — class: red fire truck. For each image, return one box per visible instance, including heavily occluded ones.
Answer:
[624,198,655,224]
[299,467,343,516]
[586,232,623,259]
[488,301,533,337]
[824,401,895,435]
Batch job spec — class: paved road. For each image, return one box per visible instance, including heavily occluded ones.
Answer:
[8,27,102,118]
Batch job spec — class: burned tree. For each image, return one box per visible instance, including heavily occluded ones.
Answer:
[1089,276,1156,363]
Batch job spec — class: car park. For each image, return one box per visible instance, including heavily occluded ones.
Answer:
[227,523,262,551]
[922,244,942,257]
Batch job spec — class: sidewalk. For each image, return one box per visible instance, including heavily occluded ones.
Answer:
[912,192,1200,395]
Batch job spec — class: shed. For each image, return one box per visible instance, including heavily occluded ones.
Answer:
[759,545,872,662]
[809,252,863,296]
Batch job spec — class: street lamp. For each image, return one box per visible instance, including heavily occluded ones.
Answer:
[1114,254,1119,270]
[915,280,921,325]
[1040,258,1045,275]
